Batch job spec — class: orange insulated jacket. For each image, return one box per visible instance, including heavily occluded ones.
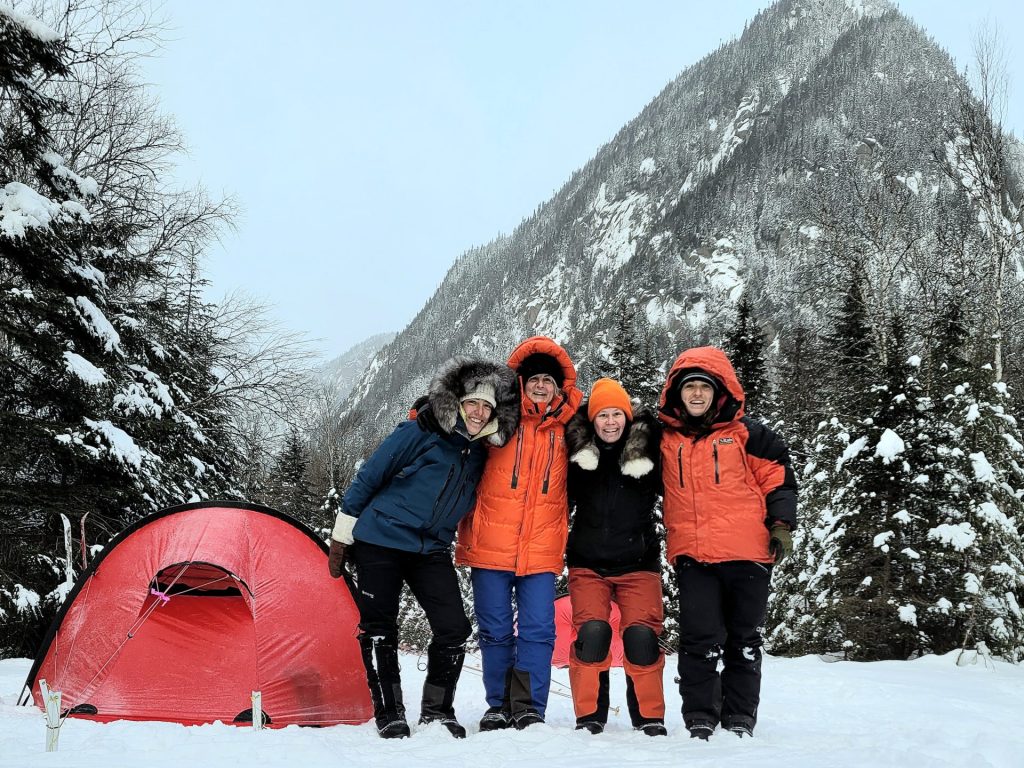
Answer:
[456,337,583,575]
[658,347,797,564]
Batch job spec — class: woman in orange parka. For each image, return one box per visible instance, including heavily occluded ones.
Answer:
[455,336,583,730]
[658,346,797,741]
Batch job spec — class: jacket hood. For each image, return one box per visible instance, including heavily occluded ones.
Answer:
[507,336,583,425]
[428,356,520,447]
[658,346,745,429]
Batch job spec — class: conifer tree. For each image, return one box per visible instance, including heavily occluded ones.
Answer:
[773,315,822,438]
[926,365,1024,659]
[261,429,319,527]
[724,287,772,419]
[0,9,236,655]
[605,300,661,410]
[824,259,875,416]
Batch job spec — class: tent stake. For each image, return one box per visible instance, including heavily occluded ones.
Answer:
[39,679,61,752]
[251,691,263,731]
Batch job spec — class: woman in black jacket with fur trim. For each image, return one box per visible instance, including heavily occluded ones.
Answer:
[565,378,666,736]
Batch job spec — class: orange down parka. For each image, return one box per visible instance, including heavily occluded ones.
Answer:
[455,337,583,576]
[658,346,797,564]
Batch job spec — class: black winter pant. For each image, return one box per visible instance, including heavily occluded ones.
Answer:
[350,541,472,648]
[674,557,771,728]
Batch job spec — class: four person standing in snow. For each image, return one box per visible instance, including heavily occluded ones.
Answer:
[329,341,796,739]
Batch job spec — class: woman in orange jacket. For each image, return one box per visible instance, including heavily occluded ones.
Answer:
[455,336,583,730]
[658,346,797,740]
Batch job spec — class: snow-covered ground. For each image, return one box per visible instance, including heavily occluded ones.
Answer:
[1,651,1021,768]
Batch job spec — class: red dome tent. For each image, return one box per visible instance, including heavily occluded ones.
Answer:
[552,593,624,668]
[21,501,372,727]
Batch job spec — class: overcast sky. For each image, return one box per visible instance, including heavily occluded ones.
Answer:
[140,1,1024,360]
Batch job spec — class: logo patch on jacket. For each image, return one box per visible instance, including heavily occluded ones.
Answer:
[718,437,735,444]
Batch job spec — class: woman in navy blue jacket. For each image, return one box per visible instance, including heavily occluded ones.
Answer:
[327,356,518,739]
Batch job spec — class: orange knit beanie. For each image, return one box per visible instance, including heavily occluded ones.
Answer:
[587,378,633,421]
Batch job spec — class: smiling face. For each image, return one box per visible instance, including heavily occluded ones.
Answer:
[461,398,494,436]
[524,373,558,405]
[681,380,715,418]
[592,407,627,443]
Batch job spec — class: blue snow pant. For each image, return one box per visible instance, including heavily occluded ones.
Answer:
[471,567,557,717]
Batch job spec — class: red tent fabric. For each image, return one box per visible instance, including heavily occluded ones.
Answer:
[23,501,372,727]
[552,594,624,668]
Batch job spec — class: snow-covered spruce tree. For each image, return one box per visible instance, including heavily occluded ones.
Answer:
[768,263,885,658]
[0,8,235,655]
[772,336,912,658]
[821,320,943,660]
[767,404,854,656]
[923,350,1024,660]
[0,6,76,656]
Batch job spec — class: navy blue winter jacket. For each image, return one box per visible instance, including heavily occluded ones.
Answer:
[343,419,488,554]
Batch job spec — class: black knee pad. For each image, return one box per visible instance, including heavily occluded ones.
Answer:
[574,620,613,663]
[622,625,660,666]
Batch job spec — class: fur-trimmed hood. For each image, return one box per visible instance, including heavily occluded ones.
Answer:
[567,406,660,478]
[428,356,519,447]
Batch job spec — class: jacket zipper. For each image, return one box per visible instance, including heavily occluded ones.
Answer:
[541,431,555,494]
[676,444,685,487]
[424,449,471,552]
[713,440,720,484]
[510,425,525,489]
[429,465,457,528]
[444,449,471,527]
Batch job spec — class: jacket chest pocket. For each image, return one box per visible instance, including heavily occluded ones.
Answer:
[710,438,746,486]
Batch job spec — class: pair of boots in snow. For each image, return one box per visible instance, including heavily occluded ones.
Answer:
[572,669,667,737]
[477,668,545,731]
[360,637,466,739]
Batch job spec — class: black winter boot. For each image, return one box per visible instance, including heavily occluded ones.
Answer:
[686,717,716,741]
[359,636,410,739]
[637,721,668,737]
[508,668,544,728]
[505,667,540,729]
[418,643,467,738]
[479,705,511,731]
[722,714,755,737]
[479,668,513,732]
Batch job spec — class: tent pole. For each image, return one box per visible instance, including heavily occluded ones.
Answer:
[251,691,263,731]
[39,679,61,752]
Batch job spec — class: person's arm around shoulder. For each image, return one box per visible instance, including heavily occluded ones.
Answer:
[622,410,661,480]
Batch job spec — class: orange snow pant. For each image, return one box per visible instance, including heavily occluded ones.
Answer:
[567,567,665,724]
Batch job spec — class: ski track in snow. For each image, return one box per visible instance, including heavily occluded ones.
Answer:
[1,652,1022,767]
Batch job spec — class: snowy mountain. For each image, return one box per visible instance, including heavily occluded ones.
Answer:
[337,0,974,451]
[314,332,396,406]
